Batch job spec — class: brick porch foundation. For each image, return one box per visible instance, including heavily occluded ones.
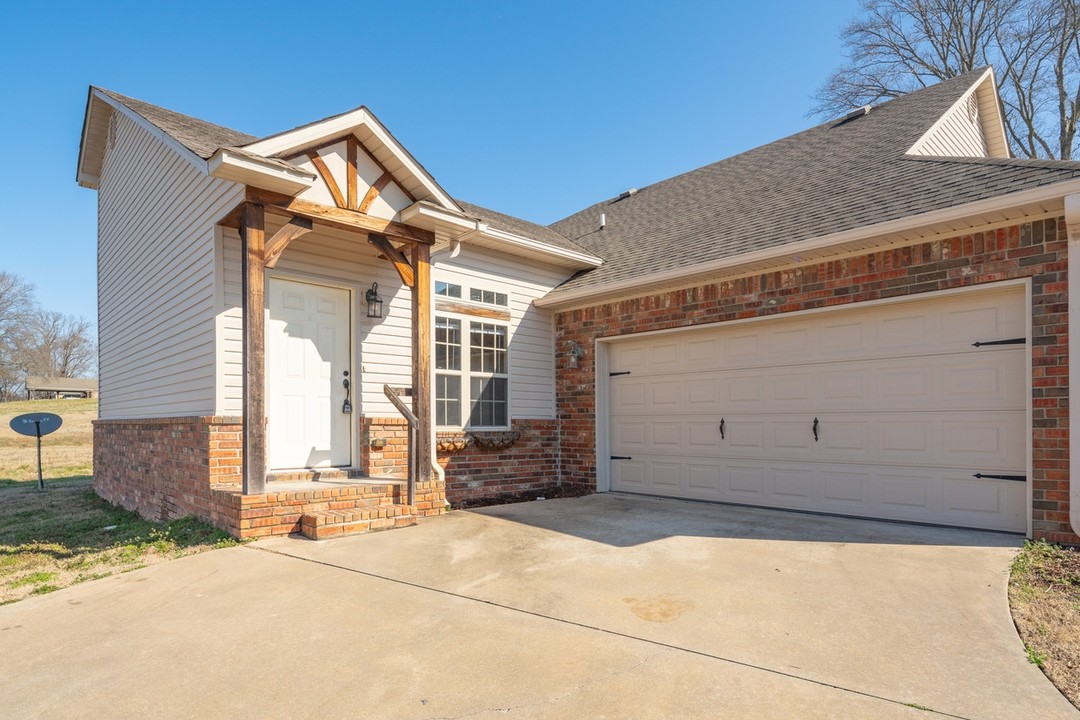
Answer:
[93,416,445,539]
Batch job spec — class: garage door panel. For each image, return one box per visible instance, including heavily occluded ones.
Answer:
[607,287,1026,378]
[614,411,1024,470]
[612,461,647,490]
[614,456,1024,532]
[613,421,647,449]
[606,287,1027,533]
[687,463,722,492]
[773,468,814,500]
[611,350,1022,415]
[650,422,682,448]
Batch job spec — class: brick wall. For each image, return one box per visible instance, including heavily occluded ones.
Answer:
[363,416,560,504]
[438,419,560,503]
[555,218,1076,544]
[93,416,242,523]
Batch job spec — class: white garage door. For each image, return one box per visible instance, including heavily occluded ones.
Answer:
[607,286,1028,532]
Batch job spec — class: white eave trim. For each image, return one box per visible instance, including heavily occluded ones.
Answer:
[208,148,315,195]
[1065,192,1080,538]
[536,178,1080,309]
[240,107,460,212]
[402,202,603,269]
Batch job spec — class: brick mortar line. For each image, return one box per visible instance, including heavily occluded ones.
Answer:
[247,544,970,719]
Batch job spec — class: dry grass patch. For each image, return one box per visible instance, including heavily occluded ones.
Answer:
[0,477,239,605]
[0,398,95,482]
[1009,540,1080,710]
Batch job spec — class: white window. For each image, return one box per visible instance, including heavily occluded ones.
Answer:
[435,281,462,299]
[435,315,509,429]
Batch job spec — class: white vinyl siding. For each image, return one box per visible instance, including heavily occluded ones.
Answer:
[432,245,570,420]
[219,226,411,417]
[908,90,989,157]
[97,111,243,419]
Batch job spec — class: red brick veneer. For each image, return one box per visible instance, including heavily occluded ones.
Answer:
[555,218,1077,544]
[438,419,560,504]
[93,416,242,524]
[362,416,560,505]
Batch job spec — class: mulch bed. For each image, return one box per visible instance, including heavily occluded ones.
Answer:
[450,484,592,510]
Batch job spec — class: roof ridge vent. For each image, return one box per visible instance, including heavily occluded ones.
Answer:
[617,188,638,201]
[845,105,872,121]
[834,105,872,126]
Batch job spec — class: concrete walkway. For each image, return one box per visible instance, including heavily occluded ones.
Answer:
[1,494,1075,719]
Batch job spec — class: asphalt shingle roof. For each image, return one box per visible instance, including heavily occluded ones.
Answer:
[97,89,257,160]
[547,71,1080,297]
[454,200,590,255]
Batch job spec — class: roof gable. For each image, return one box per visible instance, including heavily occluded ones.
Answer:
[77,87,259,188]
[279,134,418,221]
[907,67,1009,158]
[241,107,460,212]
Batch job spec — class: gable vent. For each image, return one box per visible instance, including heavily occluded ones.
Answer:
[967,94,979,124]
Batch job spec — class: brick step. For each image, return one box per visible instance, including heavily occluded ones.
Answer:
[300,505,416,541]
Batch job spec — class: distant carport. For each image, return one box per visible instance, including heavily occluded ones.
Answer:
[24,375,98,399]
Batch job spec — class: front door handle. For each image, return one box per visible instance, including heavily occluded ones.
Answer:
[342,370,352,414]
[812,417,819,442]
[719,418,725,440]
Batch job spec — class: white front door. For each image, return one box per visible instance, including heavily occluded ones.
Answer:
[266,278,352,470]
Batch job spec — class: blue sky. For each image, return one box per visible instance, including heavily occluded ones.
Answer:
[0,0,859,321]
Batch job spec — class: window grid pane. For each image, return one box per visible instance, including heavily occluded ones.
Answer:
[435,317,461,371]
[470,322,507,374]
[469,377,508,427]
[436,374,461,426]
[435,281,462,298]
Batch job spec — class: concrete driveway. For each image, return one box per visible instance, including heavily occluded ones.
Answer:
[1,494,1075,719]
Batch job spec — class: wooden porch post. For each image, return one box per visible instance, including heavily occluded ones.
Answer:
[411,241,433,483]
[240,202,267,495]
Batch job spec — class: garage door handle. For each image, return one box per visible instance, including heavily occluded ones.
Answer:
[813,417,819,442]
[719,418,725,439]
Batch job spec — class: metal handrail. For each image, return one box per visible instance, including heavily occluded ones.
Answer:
[383,384,417,506]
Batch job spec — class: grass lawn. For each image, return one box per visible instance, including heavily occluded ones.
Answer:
[1,399,239,605]
[1010,540,1080,710]
[0,397,96,482]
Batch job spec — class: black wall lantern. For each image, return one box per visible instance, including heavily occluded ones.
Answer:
[365,282,383,318]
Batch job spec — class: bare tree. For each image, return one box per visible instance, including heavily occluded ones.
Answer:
[24,311,96,379]
[814,0,1080,159]
[0,272,36,400]
[0,273,97,401]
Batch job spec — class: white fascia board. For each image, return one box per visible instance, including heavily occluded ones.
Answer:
[241,108,371,157]
[207,148,314,195]
[76,89,105,189]
[403,202,604,268]
[906,67,996,157]
[536,178,1080,309]
[241,108,460,211]
[482,225,603,268]
[977,68,1011,159]
[360,112,460,212]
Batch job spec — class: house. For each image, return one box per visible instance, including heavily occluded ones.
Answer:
[77,67,1080,544]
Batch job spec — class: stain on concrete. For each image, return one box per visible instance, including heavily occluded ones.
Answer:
[623,594,695,622]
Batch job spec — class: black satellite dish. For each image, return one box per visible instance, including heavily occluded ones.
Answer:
[9,412,63,490]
